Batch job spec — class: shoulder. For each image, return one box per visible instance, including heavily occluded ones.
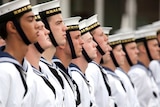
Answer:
[86,62,100,73]
[0,62,19,75]
[149,60,159,66]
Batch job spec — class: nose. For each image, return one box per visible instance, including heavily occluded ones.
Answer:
[35,21,39,31]
[104,35,107,41]
[93,40,97,47]
[45,27,50,35]
[108,44,112,51]
[62,22,67,32]
[122,50,126,56]
[80,36,84,45]
[136,48,139,54]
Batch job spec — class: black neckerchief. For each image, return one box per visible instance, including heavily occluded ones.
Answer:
[102,66,126,92]
[40,57,64,89]
[32,66,56,97]
[53,57,81,106]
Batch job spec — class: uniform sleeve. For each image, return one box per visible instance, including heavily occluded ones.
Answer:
[0,65,11,107]
[128,68,151,107]
[85,63,100,94]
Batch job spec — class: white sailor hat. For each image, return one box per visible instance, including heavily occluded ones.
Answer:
[32,5,41,21]
[64,16,81,31]
[152,20,160,26]
[102,27,112,35]
[108,33,121,46]
[79,19,89,35]
[151,21,160,32]
[138,24,152,30]
[135,28,157,42]
[120,31,135,44]
[86,14,101,31]
[0,0,32,23]
[138,23,160,32]
[39,0,61,18]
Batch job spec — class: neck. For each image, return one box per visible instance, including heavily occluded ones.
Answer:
[42,46,56,64]
[71,56,88,74]
[55,46,72,69]
[138,53,150,68]
[4,37,28,64]
[101,59,116,72]
[26,45,41,70]
[93,51,102,64]
[120,58,131,73]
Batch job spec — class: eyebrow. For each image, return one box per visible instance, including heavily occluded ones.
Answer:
[26,15,35,19]
[56,20,63,24]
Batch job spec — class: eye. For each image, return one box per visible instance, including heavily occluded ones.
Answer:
[27,16,35,22]
[56,20,62,25]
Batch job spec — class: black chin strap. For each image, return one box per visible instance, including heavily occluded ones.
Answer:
[34,42,44,54]
[122,44,133,66]
[12,18,31,45]
[144,40,153,61]
[82,47,92,62]
[40,16,58,47]
[66,30,77,59]
[110,51,119,67]
[93,38,105,55]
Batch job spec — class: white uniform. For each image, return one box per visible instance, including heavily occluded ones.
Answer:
[0,50,27,107]
[149,60,160,91]
[39,59,65,107]
[85,61,114,107]
[115,67,141,107]
[128,62,160,107]
[69,63,96,107]
[22,60,56,107]
[102,66,130,107]
[52,57,77,107]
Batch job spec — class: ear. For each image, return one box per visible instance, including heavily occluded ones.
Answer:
[139,44,146,54]
[58,44,66,49]
[6,21,17,34]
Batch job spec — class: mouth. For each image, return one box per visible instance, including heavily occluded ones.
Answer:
[46,37,50,41]
[63,34,66,38]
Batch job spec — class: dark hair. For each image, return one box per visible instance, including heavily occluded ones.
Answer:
[157,29,160,36]
[0,22,7,40]
[0,13,25,40]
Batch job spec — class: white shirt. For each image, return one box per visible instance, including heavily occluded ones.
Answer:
[85,61,111,107]
[128,62,160,107]
[22,60,56,107]
[39,61,65,107]
[52,58,77,107]
[149,60,160,92]
[102,67,130,107]
[69,63,96,107]
[0,51,27,107]
[115,67,141,107]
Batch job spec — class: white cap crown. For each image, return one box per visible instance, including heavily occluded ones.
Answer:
[102,27,112,35]
[64,16,81,31]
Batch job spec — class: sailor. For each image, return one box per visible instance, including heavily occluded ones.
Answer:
[100,32,130,107]
[0,0,38,106]
[22,5,56,107]
[68,19,97,107]
[128,28,160,107]
[85,14,113,107]
[114,31,141,107]
[149,24,160,91]
[38,0,68,106]
[53,16,84,107]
